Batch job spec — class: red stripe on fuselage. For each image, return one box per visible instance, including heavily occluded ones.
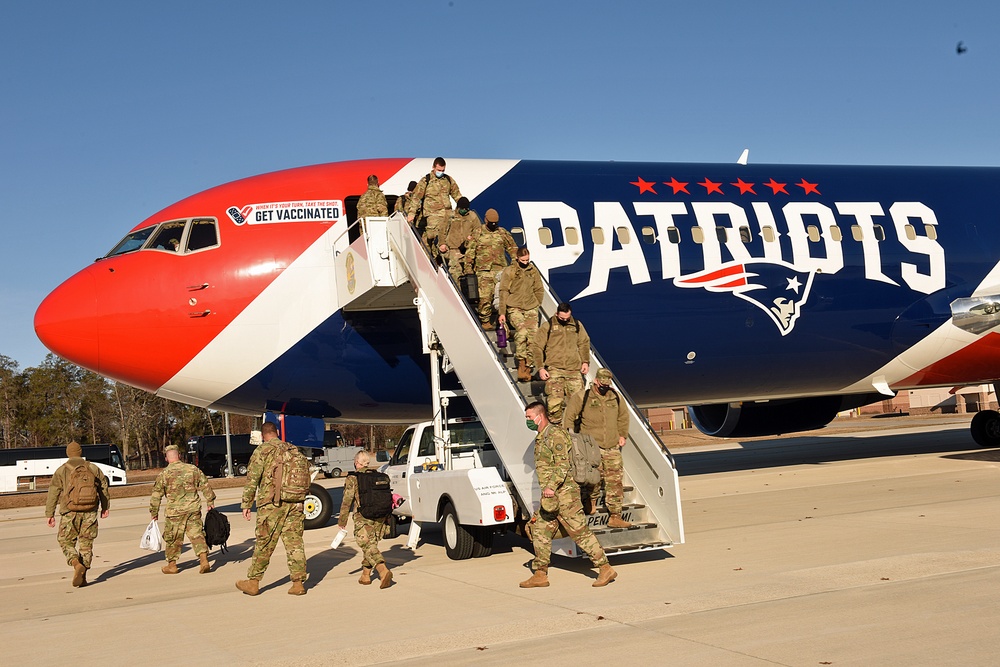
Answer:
[897,332,1000,388]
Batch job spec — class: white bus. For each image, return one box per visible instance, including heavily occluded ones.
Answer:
[0,444,127,493]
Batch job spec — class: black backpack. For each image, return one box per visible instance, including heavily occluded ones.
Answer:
[204,508,231,553]
[351,471,393,520]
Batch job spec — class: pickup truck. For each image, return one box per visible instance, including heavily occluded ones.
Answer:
[381,417,517,560]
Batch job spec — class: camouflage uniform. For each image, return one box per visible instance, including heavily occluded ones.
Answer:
[394,193,412,216]
[406,172,462,258]
[44,458,110,569]
[532,316,591,425]
[438,208,482,282]
[338,472,388,569]
[150,460,216,563]
[564,384,629,515]
[241,437,307,582]
[529,424,608,571]
[464,225,516,325]
[498,262,543,367]
[357,184,388,218]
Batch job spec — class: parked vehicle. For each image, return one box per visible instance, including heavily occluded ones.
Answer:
[188,434,256,477]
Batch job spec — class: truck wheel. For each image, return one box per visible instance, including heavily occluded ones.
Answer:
[303,483,333,530]
[235,463,249,476]
[332,467,342,478]
[441,502,473,560]
[471,526,494,558]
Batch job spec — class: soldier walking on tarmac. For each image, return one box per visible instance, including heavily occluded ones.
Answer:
[520,401,617,589]
[150,444,217,574]
[338,450,394,588]
[44,441,111,588]
[564,368,632,528]
[532,301,590,425]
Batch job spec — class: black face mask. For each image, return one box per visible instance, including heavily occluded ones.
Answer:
[557,317,571,325]
[518,260,530,268]
[486,222,498,230]
[596,385,609,395]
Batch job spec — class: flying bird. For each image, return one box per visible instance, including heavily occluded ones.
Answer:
[957,41,967,54]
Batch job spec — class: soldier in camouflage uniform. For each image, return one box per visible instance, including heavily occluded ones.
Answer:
[44,441,111,588]
[406,157,462,260]
[532,302,590,425]
[520,402,617,588]
[338,450,394,588]
[236,422,307,596]
[150,444,217,574]
[463,208,516,329]
[498,247,543,382]
[357,174,388,219]
[437,197,482,282]
[564,368,632,528]
[394,180,417,217]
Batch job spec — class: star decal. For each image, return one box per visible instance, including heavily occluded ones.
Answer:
[629,177,657,194]
[786,276,802,294]
[763,178,788,195]
[796,179,821,195]
[699,178,723,195]
[731,178,756,195]
[664,177,689,195]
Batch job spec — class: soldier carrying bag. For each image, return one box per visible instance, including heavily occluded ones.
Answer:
[351,471,393,520]
[268,443,311,505]
[64,464,100,511]
[204,508,231,553]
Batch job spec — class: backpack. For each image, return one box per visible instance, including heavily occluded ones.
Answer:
[351,471,393,520]
[268,442,311,505]
[204,508,231,553]
[568,432,601,486]
[64,463,100,511]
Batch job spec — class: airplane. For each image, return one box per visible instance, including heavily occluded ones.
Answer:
[32,157,1000,448]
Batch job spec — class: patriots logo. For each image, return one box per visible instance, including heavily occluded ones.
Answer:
[673,261,815,335]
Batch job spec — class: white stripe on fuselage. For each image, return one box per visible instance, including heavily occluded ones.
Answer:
[156,159,520,410]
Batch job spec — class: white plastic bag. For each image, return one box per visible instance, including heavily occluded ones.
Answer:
[330,527,348,550]
[140,519,163,552]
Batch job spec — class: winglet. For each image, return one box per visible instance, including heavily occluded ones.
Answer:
[737,149,749,166]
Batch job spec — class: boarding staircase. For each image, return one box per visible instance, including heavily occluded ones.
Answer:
[331,213,684,557]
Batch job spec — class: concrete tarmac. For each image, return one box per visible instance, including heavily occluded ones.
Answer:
[2,418,998,666]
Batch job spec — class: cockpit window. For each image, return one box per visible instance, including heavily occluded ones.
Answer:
[186,219,219,252]
[150,221,186,252]
[104,227,156,257]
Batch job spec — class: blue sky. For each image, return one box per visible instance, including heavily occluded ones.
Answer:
[2,1,997,369]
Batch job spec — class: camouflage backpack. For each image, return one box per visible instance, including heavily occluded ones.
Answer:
[64,464,99,511]
[268,442,311,505]
[568,432,601,487]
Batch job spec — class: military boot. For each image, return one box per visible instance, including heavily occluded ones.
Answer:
[288,580,306,596]
[607,514,633,529]
[71,558,86,588]
[358,567,373,585]
[198,552,211,574]
[519,568,549,588]
[161,561,179,575]
[236,579,260,596]
[593,563,617,587]
[517,359,531,383]
[375,562,393,589]
[581,496,594,515]
[481,321,495,331]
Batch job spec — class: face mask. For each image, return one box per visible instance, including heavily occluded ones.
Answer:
[518,260,530,268]
[596,385,609,395]
[486,222,498,230]
[458,208,469,215]
[434,170,445,178]
[525,418,538,431]
[557,317,571,325]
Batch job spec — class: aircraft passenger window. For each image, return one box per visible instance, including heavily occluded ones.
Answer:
[924,224,938,240]
[616,227,631,244]
[641,226,656,244]
[851,225,864,241]
[828,225,843,242]
[510,227,525,246]
[666,227,681,244]
[739,226,752,243]
[691,227,705,244]
[565,227,580,245]
[761,226,776,243]
[807,225,821,242]
[903,224,917,241]
[149,221,186,252]
[105,227,156,257]
[873,224,886,241]
[715,227,727,242]
[591,228,606,245]
[536,227,553,246]
[187,219,219,252]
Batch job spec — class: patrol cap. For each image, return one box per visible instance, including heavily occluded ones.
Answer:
[457,196,470,208]
[595,368,614,383]
[66,441,83,458]
[164,444,180,454]
[485,208,499,223]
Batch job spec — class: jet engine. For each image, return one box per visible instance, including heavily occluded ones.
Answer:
[689,394,886,438]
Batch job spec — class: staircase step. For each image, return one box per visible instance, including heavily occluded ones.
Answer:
[592,521,657,536]
[603,541,671,555]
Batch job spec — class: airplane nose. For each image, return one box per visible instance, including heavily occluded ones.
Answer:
[34,268,101,372]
